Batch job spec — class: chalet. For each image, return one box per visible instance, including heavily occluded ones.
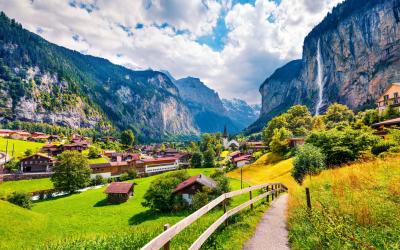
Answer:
[111,152,140,162]
[41,144,63,156]
[99,136,117,143]
[0,129,13,137]
[288,137,305,148]
[246,141,267,153]
[133,157,180,175]
[90,161,131,178]
[30,132,50,141]
[103,150,116,158]
[20,153,55,173]
[10,131,31,140]
[173,174,217,204]
[229,151,242,160]
[62,143,87,152]
[104,182,134,204]
[232,155,252,168]
[376,83,400,113]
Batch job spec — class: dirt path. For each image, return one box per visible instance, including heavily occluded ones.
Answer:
[243,193,290,250]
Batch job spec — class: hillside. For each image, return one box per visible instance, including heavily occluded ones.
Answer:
[227,153,400,249]
[0,12,198,141]
[250,0,400,133]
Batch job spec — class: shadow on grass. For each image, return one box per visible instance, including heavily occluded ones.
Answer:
[129,209,188,225]
[94,198,123,207]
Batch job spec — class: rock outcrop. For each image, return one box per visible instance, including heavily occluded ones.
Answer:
[250,0,400,133]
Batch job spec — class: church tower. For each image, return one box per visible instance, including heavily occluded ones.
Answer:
[223,125,229,148]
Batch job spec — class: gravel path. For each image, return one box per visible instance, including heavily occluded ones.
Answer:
[243,193,290,250]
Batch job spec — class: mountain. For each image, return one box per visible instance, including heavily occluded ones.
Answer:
[222,98,260,129]
[248,0,400,133]
[171,75,241,134]
[0,12,198,142]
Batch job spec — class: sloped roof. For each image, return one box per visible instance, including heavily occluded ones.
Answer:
[233,155,251,163]
[20,153,54,161]
[174,174,217,193]
[372,117,400,127]
[105,182,133,194]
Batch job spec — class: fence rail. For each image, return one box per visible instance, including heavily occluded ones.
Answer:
[142,182,288,250]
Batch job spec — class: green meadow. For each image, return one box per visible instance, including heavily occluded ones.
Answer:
[0,137,44,158]
[0,168,274,249]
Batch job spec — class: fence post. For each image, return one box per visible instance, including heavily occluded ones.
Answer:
[250,190,253,209]
[266,185,269,203]
[163,224,170,250]
[305,188,312,210]
[223,199,228,226]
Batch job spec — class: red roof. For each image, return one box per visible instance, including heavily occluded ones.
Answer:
[90,161,128,169]
[105,182,133,194]
[233,155,251,163]
[142,157,177,163]
[174,174,217,193]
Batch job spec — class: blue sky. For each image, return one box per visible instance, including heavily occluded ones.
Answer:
[0,0,342,104]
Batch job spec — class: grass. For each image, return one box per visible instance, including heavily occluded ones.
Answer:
[0,137,44,158]
[229,152,400,249]
[0,178,53,198]
[0,168,273,249]
[87,157,109,164]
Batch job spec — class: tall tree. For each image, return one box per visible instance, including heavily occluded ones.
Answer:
[51,151,91,193]
[120,129,135,146]
[191,152,203,168]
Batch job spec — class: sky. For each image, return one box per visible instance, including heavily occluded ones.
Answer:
[0,0,343,104]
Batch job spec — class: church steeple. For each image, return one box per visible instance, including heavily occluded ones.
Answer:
[223,125,228,139]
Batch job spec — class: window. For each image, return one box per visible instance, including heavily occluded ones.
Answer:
[395,93,399,104]
[384,95,389,105]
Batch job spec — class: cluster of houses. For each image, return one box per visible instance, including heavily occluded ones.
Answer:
[0,129,59,142]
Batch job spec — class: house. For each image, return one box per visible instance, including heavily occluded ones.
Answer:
[90,161,131,178]
[0,129,14,137]
[376,83,400,113]
[173,174,217,204]
[229,151,242,160]
[30,132,50,141]
[10,131,31,140]
[288,138,305,148]
[103,150,116,158]
[62,143,87,152]
[104,182,134,204]
[372,117,400,136]
[111,152,140,162]
[132,157,180,175]
[222,125,240,149]
[20,153,55,173]
[232,155,252,168]
[246,141,267,153]
[41,144,63,156]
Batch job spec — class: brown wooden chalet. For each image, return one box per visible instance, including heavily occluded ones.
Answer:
[288,137,305,148]
[20,153,55,173]
[173,174,217,204]
[91,161,131,176]
[104,182,134,203]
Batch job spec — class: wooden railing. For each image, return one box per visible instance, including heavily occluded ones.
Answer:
[141,182,288,250]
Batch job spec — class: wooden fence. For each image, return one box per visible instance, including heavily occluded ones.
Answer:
[142,182,288,250]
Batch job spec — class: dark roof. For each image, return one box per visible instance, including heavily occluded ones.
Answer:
[105,182,133,194]
[174,174,217,193]
[20,153,54,161]
[90,161,128,169]
[233,155,251,163]
[372,117,400,127]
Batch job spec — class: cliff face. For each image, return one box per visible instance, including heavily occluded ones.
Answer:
[0,12,198,141]
[252,0,400,133]
[222,98,260,129]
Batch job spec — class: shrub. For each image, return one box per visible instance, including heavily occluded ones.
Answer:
[92,175,106,186]
[8,192,32,209]
[203,148,215,168]
[210,170,231,197]
[388,145,400,153]
[192,191,209,210]
[24,148,33,156]
[119,173,130,181]
[142,170,190,212]
[306,127,380,166]
[4,158,19,173]
[292,144,326,184]
[127,169,137,179]
[371,141,397,156]
[88,146,101,159]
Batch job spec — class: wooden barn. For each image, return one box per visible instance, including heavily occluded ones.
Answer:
[104,182,134,204]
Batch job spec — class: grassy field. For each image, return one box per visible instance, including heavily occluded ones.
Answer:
[0,137,44,158]
[0,178,53,198]
[0,168,275,249]
[87,157,109,164]
[228,152,400,249]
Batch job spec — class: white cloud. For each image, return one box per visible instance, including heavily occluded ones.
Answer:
[0,0,343,104]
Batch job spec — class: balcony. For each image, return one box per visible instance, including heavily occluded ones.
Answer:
[377,97,400,108]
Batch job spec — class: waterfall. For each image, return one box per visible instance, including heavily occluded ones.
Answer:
[315,39,324,115]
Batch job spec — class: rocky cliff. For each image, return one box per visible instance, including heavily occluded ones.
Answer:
[0,12,198,141]
[222,98,260,129]
[250,0,400,133]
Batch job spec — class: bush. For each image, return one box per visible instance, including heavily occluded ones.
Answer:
[142,170,190,212]
[119,173,130,181]
[191,152,203,168]
[203,148,215,168]
[371,141,397,156]
[292,144,326,184]
[88,146,101,159]
[92,175,106,186]
[192,191,209,210]
[127,169,137,179]
[210,170,231,197]
[8,192,32,209]
[388,145,400,153]
[4,158,19,173]
[306,127,380,166]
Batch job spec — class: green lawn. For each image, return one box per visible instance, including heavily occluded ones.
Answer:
[0,168,273,249]
[0,178,53,198]
[0,137,44,158]
[87,157,109,164]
